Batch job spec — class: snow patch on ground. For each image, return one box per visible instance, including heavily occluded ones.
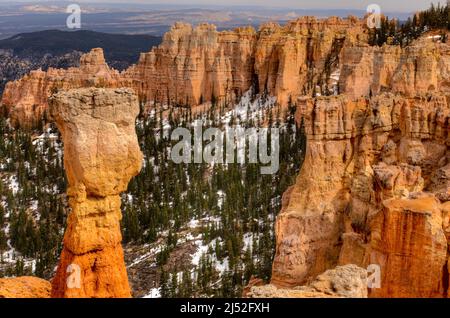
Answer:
[221,89,277,125]
[191,237,229,275]
[330,69,341,82]
[191,240,210,266]
[243,232,254,251]
[127,245,162,268]
[143,288,161,298]
[217,190,225,208]
[7,175,19,194]
[188,219,199,229]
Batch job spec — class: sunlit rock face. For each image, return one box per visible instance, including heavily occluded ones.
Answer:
[1,16,449,299]
[248,264,368,298]
[271,92,450,297]
[0,276,51,298]
[4,18,447,129]
[49,88,142,298]
[1,48,123,128]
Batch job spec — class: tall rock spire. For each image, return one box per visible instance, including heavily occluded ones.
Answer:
[48,88,143,298]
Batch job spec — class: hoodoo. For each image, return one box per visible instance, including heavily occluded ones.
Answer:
[2,19,448,130]
[270,93,450,297]
[48,88,143,297]
[0,13,448,298]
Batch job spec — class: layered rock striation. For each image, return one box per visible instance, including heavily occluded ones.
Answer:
[2,48,122,127]
[271,92,450,297]
[48,88,143,298]
[0,16,449,299]
[3,18,448,128]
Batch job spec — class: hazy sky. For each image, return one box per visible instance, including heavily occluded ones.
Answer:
[74,0,447,12]
[1,0,447,12]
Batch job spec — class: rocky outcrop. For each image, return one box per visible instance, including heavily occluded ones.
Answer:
[0,276,51,298]
[3,18,447,128]
[123,22,257,107]
[2,48,122,127]
[48,88,143,298]
[248,264,367,298]
[1,16,449,299]
[339,35,450,98]
[253,16,364,105]
[271,92,450,297]
[369,194,447,297]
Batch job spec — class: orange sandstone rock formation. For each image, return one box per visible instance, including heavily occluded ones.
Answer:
[369,194,447,297]
[2,48,122,127]
[4,18,447,129]
[124,22,257,107]
[339,34,450,98]
[0,276,51,298]
[1,17,449,299]
[271,92,450,297]
[48,88,143,298]
[248,264,368,298]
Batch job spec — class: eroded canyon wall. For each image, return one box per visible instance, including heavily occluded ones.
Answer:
[271,92,450,297]
[1,17,449,298]
[3,17,448,129]
[1,48,123,127]
[48,88,142,298]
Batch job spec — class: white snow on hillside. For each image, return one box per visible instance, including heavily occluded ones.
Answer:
[143,288,161,298]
